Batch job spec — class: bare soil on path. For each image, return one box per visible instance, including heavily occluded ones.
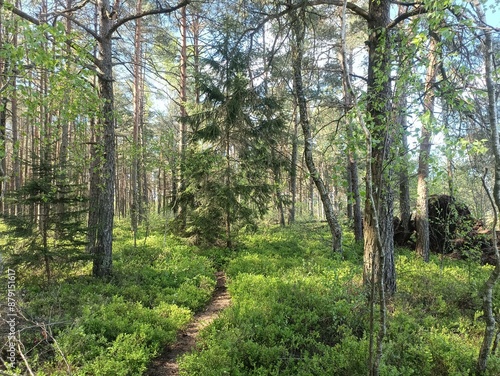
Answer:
[146,271,230,376]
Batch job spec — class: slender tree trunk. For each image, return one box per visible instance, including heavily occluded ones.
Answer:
[225,128,232,249]
[0,23,7,214]
[177,4,188,229]
[398,114,411,238]
[0,97,6,215]
[272,148,286,226]
[288,107,299,224]
[131,0,143,246]
[474,1,500,372]
[344,52,363,242]
[415,33,438,262]
[291,8,342,252]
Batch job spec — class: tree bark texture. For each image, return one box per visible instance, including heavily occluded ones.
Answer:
[131,0,144,245]
[87,0,116,278]
[177,4,188,228]
[363,0,396,297]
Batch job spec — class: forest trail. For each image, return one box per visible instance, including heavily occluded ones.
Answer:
[146,271,230,376]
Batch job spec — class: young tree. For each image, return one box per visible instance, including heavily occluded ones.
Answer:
[473,0,500,372]
[289,5,343,254]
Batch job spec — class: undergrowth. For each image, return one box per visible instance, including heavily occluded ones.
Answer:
[0,219,216,375]
[179,224,500,375]
[2,220,500,375]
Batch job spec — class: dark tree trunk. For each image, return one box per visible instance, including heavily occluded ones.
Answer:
[87,0,116,278]
[475,0,500,372]
[177,4,188,229]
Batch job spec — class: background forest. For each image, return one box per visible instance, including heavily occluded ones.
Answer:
[1,0,500,374]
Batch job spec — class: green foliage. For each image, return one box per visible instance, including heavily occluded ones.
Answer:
[5,220,500,375]
[1,158,88,280]
[1,222,216,375]
[179,26,287,246]
[179,225,500,375]
[180,224,369,375]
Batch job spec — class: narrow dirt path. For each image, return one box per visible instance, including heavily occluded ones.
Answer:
[146,271,231,376]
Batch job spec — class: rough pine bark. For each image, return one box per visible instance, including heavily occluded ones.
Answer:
[87,0,116,277]
[177,4,188,228]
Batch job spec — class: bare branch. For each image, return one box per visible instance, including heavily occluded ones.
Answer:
[56,12,101,41]
[387,6,426,29]
[10,7,40,25]
[107,0,190,37]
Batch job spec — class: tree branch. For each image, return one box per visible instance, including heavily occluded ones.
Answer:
[56,12,101,41]
[387,6,426,28]
[107,0,190,37]
[9,6,40,25]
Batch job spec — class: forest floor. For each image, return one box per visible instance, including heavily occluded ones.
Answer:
[145,271,231,376]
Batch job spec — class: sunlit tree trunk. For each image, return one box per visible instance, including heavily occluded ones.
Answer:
[415,33,438,262]
[360,0,395,373]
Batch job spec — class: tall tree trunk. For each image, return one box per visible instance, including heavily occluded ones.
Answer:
[10,5,20,216]
[344,52,363,242]
[474,1,500,372]
[0,22,8,214]
[0,97,6,215]
[131,0,143,246]
[394,0,412,243]
[290,8,342,253]
[415,33,438,262]
[288,106,299,224]
[362,0,395,295]
[177,4,188,229]
[87,0,116,278]
[350,0,395,373]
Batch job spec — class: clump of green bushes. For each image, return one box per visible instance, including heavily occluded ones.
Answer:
[179,224,500,376]
[0,223,216,375]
